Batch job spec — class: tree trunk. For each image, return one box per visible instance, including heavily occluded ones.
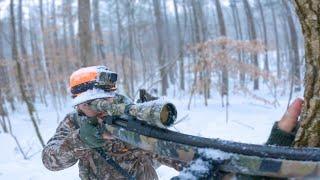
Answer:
[215,0,228,100]
[0,18,14,110]
[18,0,34,100]
[93,0,106,62]
[173,0,185,91]
[107,13,118,72]
[230,0,245,87]
[127,0,135,97]
[257,0,269,75]
[66,0,77,63]
[10,0,45,147]
[78,0,93,66]
[115,0,130,95]
[153,0,168,96]
[269,0,281,79]
[242,0,259,90]
[162,0,175,85]
[293,0,320,147]
[39,0,55,100]
[283,0,301,92]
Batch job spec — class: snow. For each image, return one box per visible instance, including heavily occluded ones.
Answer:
[0,89,302,180]
[176,149,231,180]
[177,158,211,180]
[197,149,230,160]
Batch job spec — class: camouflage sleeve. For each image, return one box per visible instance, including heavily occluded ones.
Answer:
[152,153,187,171]
[42,114,90,171]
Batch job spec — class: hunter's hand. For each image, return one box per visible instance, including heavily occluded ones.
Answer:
[79,117,107,148]
[88,98,114,112]
[278,98,303,133]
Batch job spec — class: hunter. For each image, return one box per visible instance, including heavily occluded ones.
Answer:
[42,66,184,180]
[42,65,302,179]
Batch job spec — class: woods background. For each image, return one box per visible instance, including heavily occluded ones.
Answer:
[0,0,305,148]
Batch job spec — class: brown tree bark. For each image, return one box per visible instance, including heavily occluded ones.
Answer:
[293,0,320,147]
[173,0,185,91]
[78,0,93,66]
[257,0,269,75]
[66,0,77,62]
[215,0,229,101]
[153,0,168,96]
[18,0,35,101]
[126,0,135,97]
[93,0,106,61]
[230,0,245,87]
[115,0,130,95]
[242,0,259,90]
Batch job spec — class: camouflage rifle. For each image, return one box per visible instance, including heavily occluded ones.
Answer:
[100,99,320,178]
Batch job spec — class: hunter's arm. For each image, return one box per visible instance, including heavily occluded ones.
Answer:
[42,114,89,171]
[266,122,296,146]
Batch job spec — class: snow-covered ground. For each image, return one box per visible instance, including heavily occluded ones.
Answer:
[0,89,302,180]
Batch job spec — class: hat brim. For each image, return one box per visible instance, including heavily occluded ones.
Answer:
[71,88,116,106]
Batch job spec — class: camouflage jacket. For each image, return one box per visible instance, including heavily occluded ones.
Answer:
[42,94,185,180]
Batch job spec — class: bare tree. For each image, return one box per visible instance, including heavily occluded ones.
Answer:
[242,0,259,90]
[283,0,301,92]
[268,0,281,79]
[256,0,269,75]
[93,0,106,62]
[173,0,185,90]
[153,0,168,96]
[230,0,245,87]
[18,0,35,101]
[78,0,93,66]
[126,0,135,97]
[66,0,77,62]
[10,0,45,147]
[115,0,130,95]
[214,0,229,106]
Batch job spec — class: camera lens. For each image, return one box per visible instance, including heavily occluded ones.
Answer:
[109,73,118,83]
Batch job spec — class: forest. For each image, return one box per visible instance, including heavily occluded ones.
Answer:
[1,0,319,179]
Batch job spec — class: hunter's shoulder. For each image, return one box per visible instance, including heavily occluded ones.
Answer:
[59,110,82,130]
[64,110,79,122]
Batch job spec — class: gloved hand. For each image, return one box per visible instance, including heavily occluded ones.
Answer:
[88,98,130,116]
[88,98,114,112]
[79,117,106,148]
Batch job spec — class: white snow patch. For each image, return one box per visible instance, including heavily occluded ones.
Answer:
[177,159,211,180]
[198,148,231,160]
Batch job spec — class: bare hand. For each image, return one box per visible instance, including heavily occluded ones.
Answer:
[278,98,303,133]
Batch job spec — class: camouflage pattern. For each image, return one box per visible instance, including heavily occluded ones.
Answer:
[42,94,184,180]
[104,123,320,178]
[128,101,177,128]
[90,98,177,128]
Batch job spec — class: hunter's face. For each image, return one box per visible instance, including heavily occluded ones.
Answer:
[78,103,99,117]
